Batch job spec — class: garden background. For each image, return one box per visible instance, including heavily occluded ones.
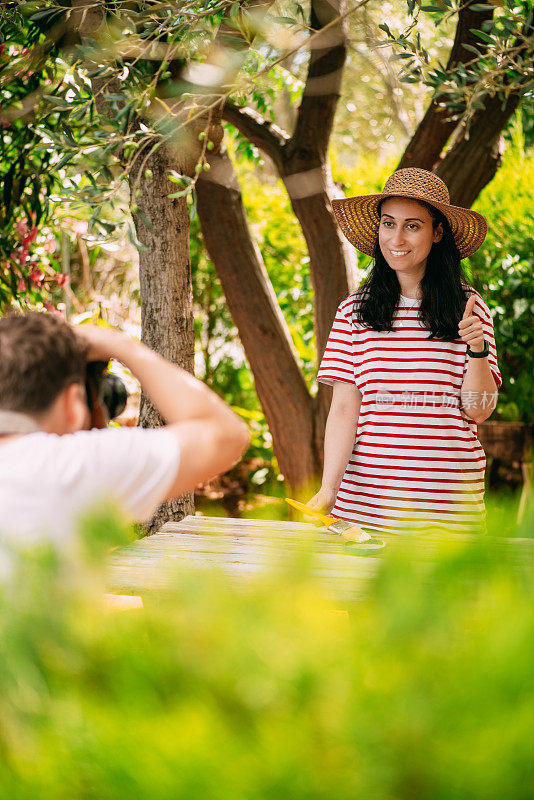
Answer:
[1,0,533,527]
[1,3,534,797]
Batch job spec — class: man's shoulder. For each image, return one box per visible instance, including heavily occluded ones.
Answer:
[0,426,178,469]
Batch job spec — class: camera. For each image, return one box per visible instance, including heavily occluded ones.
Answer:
[85,361,128,422]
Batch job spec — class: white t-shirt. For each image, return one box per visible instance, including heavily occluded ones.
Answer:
[0,427,180,545]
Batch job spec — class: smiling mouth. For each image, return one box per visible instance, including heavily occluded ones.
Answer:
[390,250,411,257]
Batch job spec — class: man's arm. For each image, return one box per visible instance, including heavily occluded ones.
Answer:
[77,327,250,499]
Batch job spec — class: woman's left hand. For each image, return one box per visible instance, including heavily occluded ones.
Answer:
[458,295,485,352]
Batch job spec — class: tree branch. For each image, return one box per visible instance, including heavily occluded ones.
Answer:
[436,92,519,208]
[222,102,289,167]
[196,147,320,487]
[288,0,349,165]
[398,5,495,171]
[436,15,534,207]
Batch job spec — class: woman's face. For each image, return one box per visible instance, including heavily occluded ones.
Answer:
[378,197,443,277]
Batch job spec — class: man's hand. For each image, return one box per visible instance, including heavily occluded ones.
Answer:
[458,295,485,353]
[74,322,250,499]
[75,324,132,363]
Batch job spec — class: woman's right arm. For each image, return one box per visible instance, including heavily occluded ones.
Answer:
[307,381,362,514]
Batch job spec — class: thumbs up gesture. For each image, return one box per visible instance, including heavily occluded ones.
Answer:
[458,295,485,352]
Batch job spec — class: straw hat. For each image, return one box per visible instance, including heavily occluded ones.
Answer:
[332,167,487,259]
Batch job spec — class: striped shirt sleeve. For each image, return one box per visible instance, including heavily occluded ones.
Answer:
[463,293,502,390]
[317,299,356,385]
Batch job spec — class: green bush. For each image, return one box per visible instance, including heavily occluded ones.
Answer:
[0,508,533,799]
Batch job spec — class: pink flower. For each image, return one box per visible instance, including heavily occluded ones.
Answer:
[16,220,29,237]
[0,44,6,56]
[43,301,56,312]
[28,267,45,286]
[14,246,29,264]
[27,225,39,243]
[44,238,57,253]
[71,219,88,235]
[56,273,70,288]
[17,278,25,292]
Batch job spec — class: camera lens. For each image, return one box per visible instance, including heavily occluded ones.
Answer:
[86,362,128,420]
[101,374,128,420]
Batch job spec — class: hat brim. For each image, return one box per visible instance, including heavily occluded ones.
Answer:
[332,191,487,259]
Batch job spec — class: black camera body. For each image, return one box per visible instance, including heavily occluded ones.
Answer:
[85,361,128,421]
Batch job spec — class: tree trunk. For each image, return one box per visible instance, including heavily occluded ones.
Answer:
[280,164,351,365]
[198,0,354,485]
[130,146,195,531]
[71,0,196,530]
[280,162,352,442]
[196,147,320,490]
[436,96,520,208]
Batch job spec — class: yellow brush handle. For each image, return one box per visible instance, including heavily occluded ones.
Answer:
[285,498,336,527]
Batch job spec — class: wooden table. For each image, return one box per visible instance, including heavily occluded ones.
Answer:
[108,516,534,602]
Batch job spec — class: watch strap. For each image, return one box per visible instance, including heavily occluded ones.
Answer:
[466,339,490,358]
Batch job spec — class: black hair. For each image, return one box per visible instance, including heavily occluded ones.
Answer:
[354,199,471,340]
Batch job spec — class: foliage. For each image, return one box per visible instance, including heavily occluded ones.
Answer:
[333,1,456,160]
[0,24,69,308]
[471,118,534,422]
[379,0,534,132]
[0,0,318,308]
[0,506,533,798]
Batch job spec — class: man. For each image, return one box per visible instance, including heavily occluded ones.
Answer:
[0,312,249,542]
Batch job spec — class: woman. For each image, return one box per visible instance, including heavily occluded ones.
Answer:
[309,168,501,534]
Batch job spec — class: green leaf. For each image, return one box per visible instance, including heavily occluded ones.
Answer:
[188,190,197,220]
[55,152,76,170]
[269,16,298,25]
[136,210,154,231]
[168,189,191,199]
[469,3,496,10]
[43,95,71,108]
[168,170,191,185]
[472,30,496,43]
[126,224,148,252]
[61,123,76,146]
[462,44,482,55]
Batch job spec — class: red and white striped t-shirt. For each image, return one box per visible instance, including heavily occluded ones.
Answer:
[317,290,501,534]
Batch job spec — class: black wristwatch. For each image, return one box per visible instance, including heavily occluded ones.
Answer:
[467,339,490,358]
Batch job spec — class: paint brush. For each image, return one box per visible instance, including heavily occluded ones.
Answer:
[285,498,385,551]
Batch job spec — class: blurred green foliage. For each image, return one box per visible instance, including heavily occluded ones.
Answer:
[0,506,533,799]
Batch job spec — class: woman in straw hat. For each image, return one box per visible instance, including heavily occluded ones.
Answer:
[308,167,501,534]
